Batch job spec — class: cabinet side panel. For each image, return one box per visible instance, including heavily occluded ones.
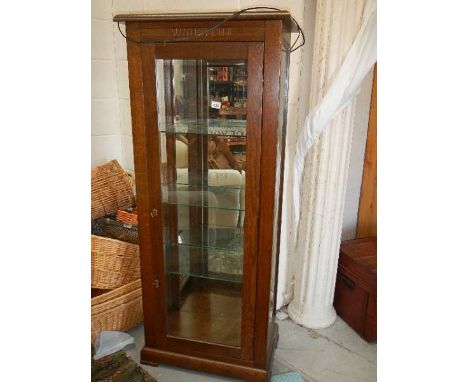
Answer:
[126,23,164,347]
[268,44,290,348]
[241,41,264,360]
[254,20,283,368]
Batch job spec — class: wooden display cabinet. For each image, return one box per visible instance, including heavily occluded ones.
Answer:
[114,11,295,381]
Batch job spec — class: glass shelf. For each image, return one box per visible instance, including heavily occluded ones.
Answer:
[164,226,244,251]
[164,180,244,191]
[209,80,247,86]
[162,185,244,211]
[164,226,244,283]
[166,169,245,190]
[158,119,246,137]
[165,243,243,284]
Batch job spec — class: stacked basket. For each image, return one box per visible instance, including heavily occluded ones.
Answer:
[91,160,143,344]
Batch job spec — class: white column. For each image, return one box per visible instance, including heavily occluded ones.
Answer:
[288,0,369,329]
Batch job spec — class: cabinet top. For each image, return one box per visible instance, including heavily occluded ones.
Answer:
[113,10,295,30]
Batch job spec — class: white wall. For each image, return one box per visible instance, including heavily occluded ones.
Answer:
[91,0,123,168]
[341,68,374,241]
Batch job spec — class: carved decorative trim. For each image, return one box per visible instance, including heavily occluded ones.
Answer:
[170,27,232,38]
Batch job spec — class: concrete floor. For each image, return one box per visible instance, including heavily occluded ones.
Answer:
[125,316,376,382]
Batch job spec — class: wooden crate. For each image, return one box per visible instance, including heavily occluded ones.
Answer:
[334,237,377,342]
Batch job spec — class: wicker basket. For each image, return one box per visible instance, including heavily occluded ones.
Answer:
[92,160,135,220]
[102,218,139,244]
[116,209,138,225]
[91,279,143,344]
[91,234,140,290]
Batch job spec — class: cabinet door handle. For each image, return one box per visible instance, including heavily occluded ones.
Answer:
[342,275,355,290]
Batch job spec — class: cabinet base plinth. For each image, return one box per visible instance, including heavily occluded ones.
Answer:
[140,324,278,382]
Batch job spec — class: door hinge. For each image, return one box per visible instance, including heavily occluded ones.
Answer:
[152,278,159,288]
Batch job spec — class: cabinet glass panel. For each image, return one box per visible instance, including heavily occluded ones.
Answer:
[155,58,247,347]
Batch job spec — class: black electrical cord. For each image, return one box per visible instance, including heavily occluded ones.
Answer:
[117,6,305,53]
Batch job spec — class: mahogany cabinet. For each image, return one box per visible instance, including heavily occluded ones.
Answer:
[114,11,295,381]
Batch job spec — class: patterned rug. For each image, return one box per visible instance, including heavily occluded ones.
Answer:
[91,351,156,382]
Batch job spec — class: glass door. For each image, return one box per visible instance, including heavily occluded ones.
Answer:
[153,43,263,356]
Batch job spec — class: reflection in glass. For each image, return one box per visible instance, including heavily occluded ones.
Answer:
[156,59,247,347]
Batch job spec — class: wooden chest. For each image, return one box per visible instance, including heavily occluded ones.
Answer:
[334,237,377,342]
